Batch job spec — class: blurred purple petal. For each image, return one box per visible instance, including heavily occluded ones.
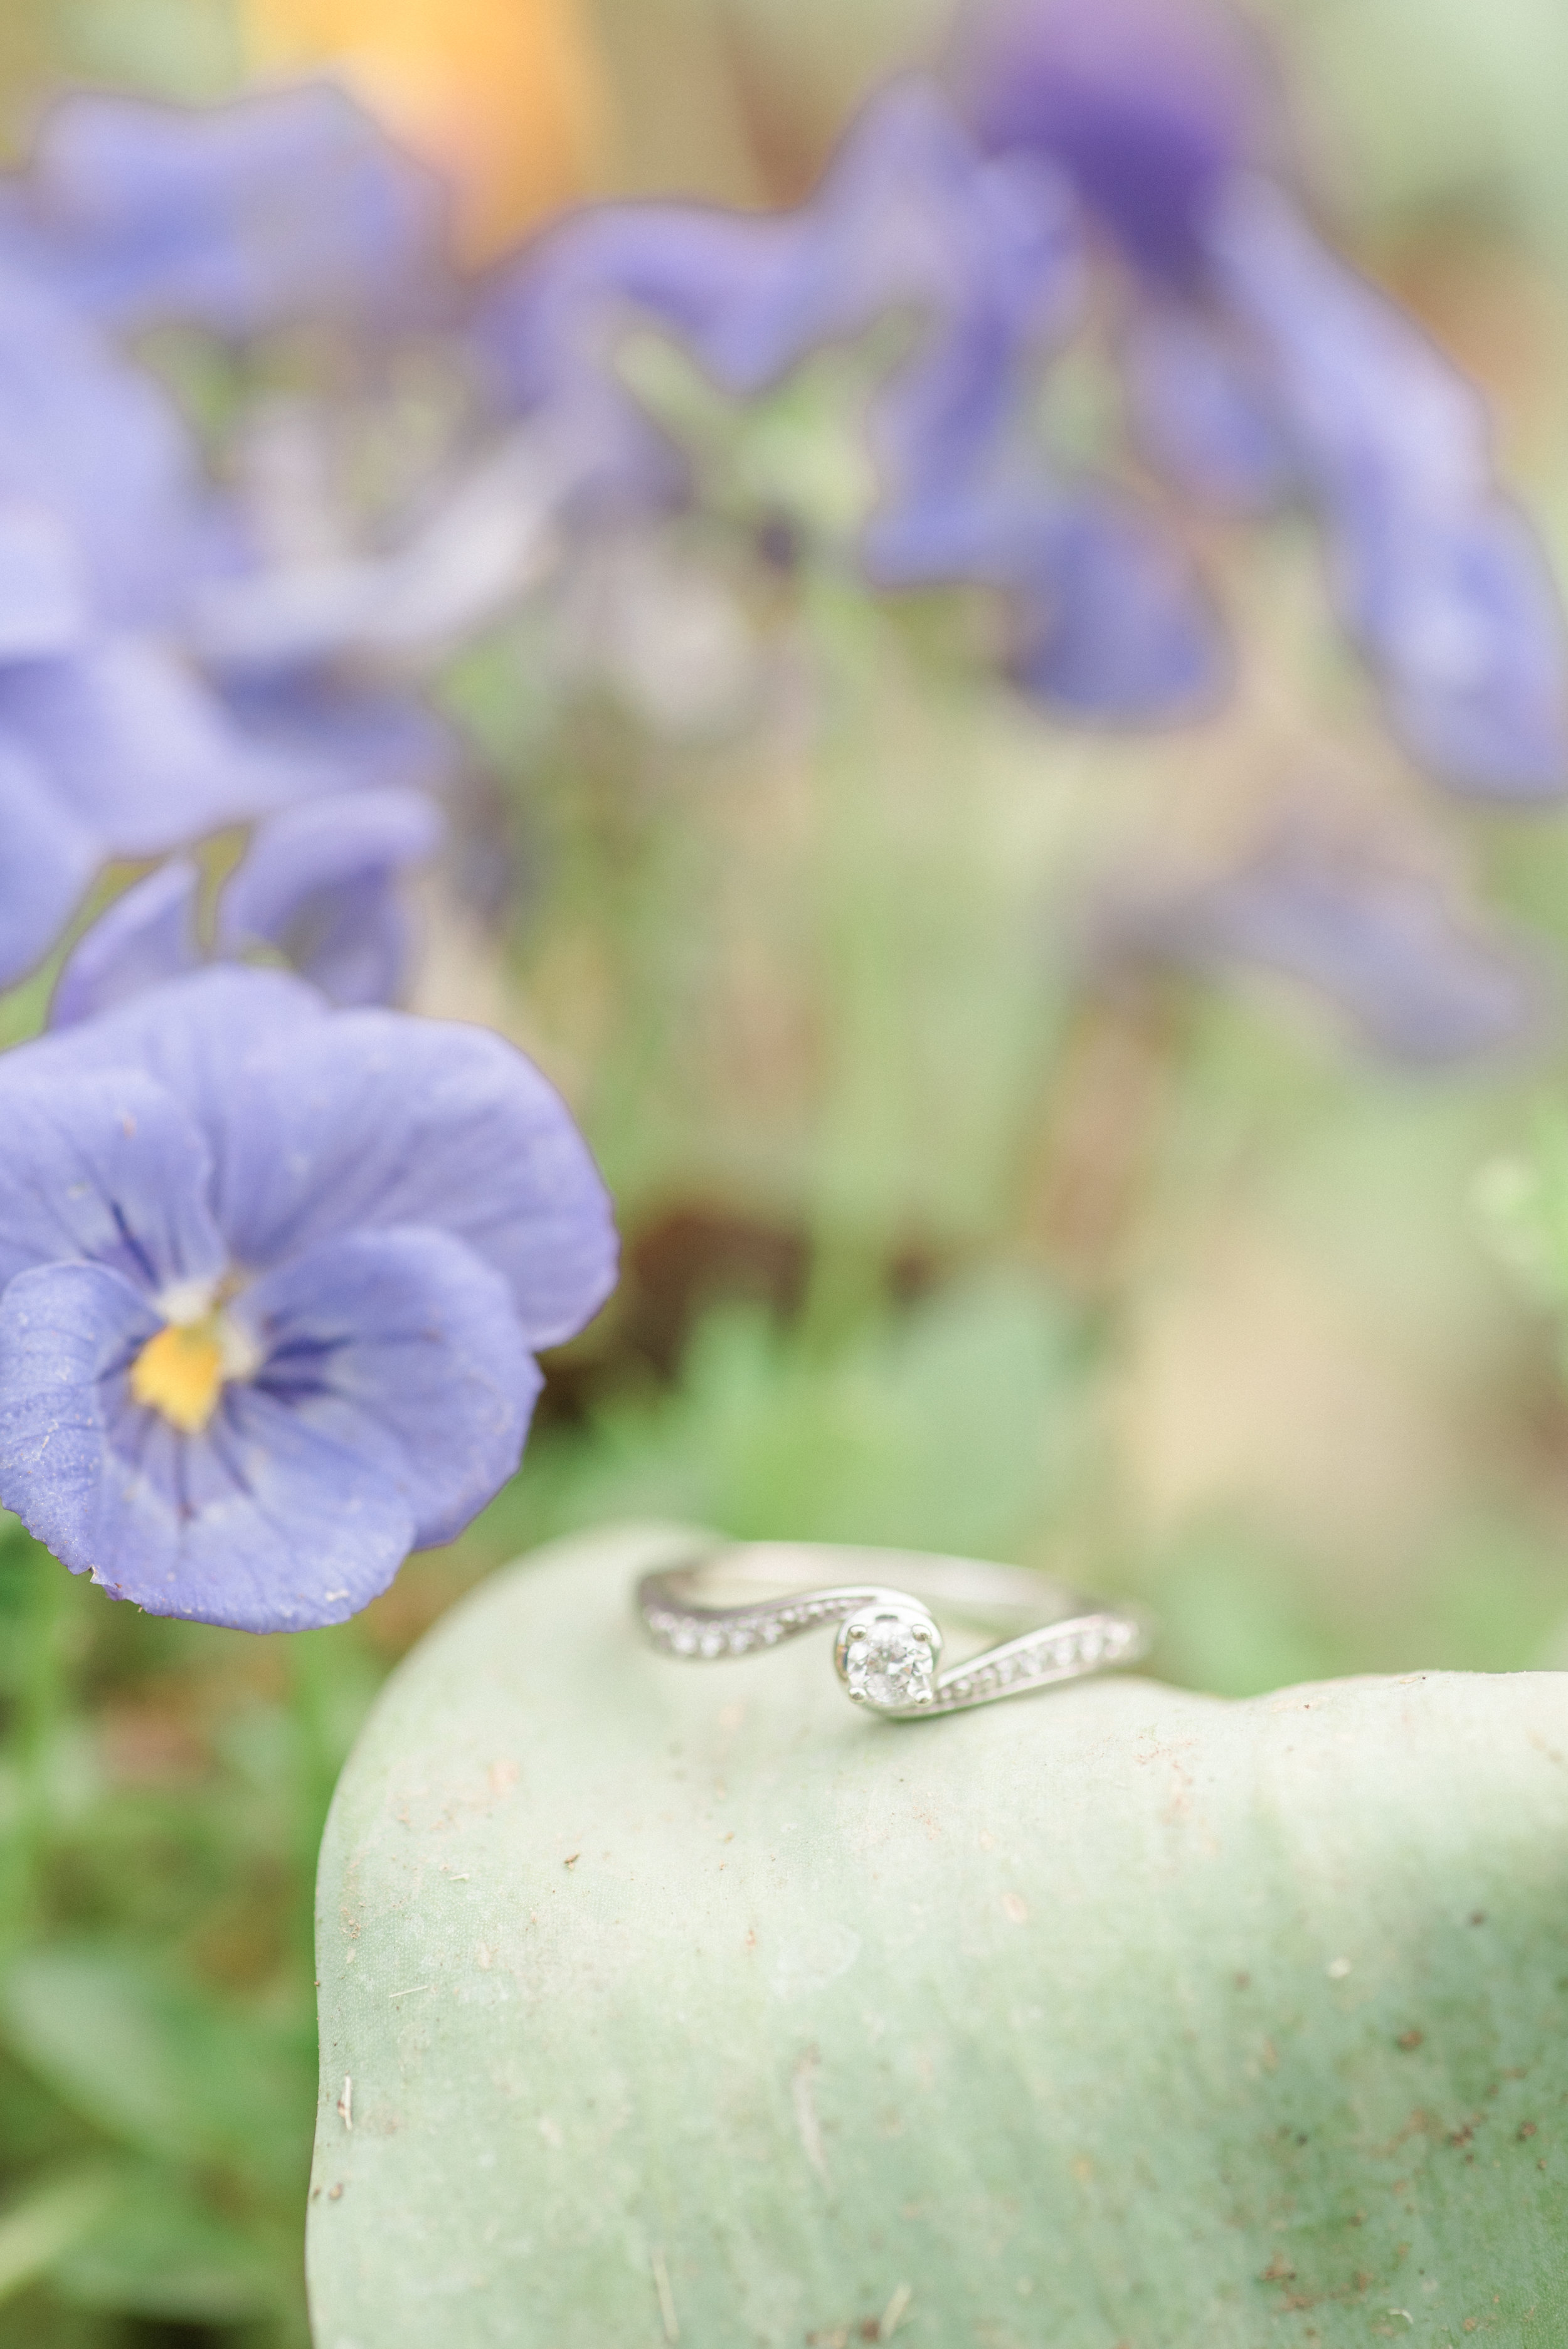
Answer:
[218,676,456,795]
[218,789,443,1005]
[482,76,1241,721]
[0,741,101,987]
[1206,178,1568,796]
[869,484,1225,719]
[0,257,216,626]
[1123,825,1539,1062]
[20,82,450,337]
[959,0,1268,285]
[0,640,328,856]
[0,502,89,657]
[1010,494,1226,715]
[50,859,201,1031]
[192,430,563,672]
[1123,304,1294,511]
[1341,498,1568,803]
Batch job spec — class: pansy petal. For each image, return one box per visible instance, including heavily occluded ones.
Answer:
[0,738,101,988]
[1015,494,1226,716]
[0,1260,414,1631]
[218,790,443,1006]
[959,0,1268,285]
[209,1009,618,1346]
[14,963,326,1115]
[0,640,332,855]
[237,1224,538,1552]
[0,1067,225,1294]
[0,1259,157,1556]
[1123,304,1293,511]
[1118,827,1539,1063]
[50,858,201,1030]
[0,257,215,626]
[25,82,450,337]
[216,677,457,795]
[1342,499,1568,802]
[1205,177,1568,795]
[0,500,89,657]
[12,968,618,1349]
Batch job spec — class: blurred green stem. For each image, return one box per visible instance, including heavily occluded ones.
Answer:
[796,568,909,1354]
[285,1630,349,1974]
[1,1547,72,1951]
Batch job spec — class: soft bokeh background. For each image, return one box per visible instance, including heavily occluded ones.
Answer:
[3,0,1568,2340]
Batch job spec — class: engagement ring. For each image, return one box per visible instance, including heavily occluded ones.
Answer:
[637,1541,1150,1721]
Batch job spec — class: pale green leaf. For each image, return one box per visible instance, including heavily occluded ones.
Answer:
[308,1525,1568,2348]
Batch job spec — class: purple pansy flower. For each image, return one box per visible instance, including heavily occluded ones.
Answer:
[960,0,1568,794]
[0,967,616,1630]
[50,789,443,1027]
[479,76,1224,721]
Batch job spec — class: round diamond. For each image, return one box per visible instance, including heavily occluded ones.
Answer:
[837,1608,938,1710]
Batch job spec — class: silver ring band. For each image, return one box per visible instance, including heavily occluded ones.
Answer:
[637,1540,1150,1720]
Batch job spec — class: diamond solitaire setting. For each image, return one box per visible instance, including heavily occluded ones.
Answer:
[835,1605,940,1712]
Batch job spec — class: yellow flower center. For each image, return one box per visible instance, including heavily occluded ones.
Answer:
[129,1318,228,1434]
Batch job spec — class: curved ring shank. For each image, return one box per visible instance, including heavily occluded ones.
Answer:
[637,1540,1149,1720]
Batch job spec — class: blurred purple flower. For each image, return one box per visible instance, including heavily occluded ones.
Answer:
[481,80,1076,517]
[1108,821,1539,1064]
[0,135,458,990]
[50,789,443,1028]
[0,967,616,1630]
[3,82,449,337]
[480,77,1224,721]
[961,0,1568,795]
[0,284,241,984]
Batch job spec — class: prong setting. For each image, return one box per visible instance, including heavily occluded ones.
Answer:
[834,1604,942,1713]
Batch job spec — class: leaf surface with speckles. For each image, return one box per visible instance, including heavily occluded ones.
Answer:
[308,1524,1568,2347]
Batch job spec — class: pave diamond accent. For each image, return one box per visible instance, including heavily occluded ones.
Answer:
[835,1605,940,1711]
